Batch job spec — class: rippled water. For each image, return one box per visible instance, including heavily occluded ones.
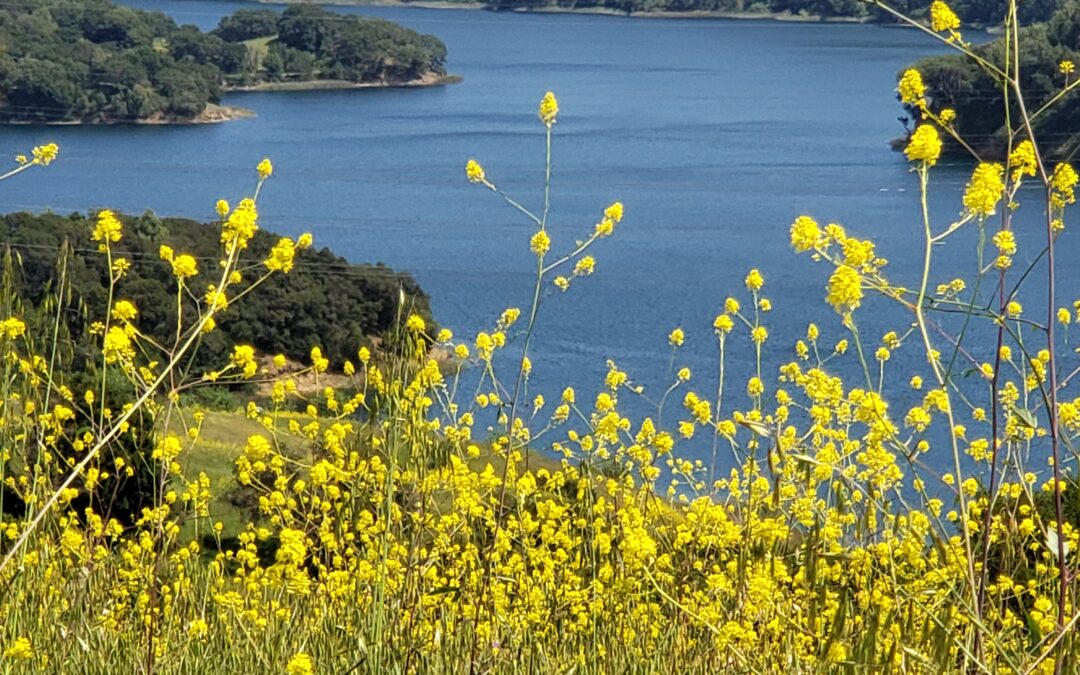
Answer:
[1,2,1069,468]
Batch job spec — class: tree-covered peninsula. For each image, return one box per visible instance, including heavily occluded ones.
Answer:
[0,2,449,124]
[900,0,1080,158]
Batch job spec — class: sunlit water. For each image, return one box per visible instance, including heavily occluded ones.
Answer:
[1,1,1071,472]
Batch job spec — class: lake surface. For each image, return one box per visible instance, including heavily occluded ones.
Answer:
[1,2,1072,469]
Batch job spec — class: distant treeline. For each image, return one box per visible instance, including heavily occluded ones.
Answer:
[474,0,1061,23]
[902,0,1080,158]
[1,210,432,369]
[0,1,448,123]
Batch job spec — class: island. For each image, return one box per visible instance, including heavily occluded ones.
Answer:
[898,0,1080,159]
[0,2,453,124]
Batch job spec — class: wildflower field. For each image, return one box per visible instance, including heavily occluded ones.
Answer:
[2,1,1080,673]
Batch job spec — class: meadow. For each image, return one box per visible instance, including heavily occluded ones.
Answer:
[2,1,1080,673]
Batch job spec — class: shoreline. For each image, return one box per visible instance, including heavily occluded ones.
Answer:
[1,103,257,127]
[279,0,875,22]
[225,72,461,93]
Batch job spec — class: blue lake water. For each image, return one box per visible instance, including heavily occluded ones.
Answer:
[1,1,1073,471]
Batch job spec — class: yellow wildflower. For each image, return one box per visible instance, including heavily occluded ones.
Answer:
[466,159,486,183]
[1051,163,1078,207]
[111,300,138,323]
[256,157,273,180]
[745,268,764,292]
[3,637,32,660]
[285,653,313,675]
[1009,141,1037,181]
[963,163,1004,216]
[265,237,297,273]
[530,229,550,256]
[929,1,960,32]
[826,265,863,314]
[406,314,426,332]
[538,91,558,125]
[897,69,926,106]
[789,215,821,252]
[171,254,198,279]
[905,125,942,166]
[92,210,123,249]
[32,143,58,165]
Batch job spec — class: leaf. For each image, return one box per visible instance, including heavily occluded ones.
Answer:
[736,418,771,438]
[1009,404,1038,429]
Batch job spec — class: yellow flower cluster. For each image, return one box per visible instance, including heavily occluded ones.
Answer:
[962,162,1004,217]
[929,0,961,32]
[538,91,558,125]
[905,125,942,166]
[897,69,926,106]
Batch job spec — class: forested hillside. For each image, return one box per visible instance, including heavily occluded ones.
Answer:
[1,210,431,368]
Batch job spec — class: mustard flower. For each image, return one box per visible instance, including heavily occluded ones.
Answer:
[102,326,134,364]
[231,345,257,379]
[1009,140,1037,181]
[993,229,1016,255]
[905,125,942,166]
[826,265,863,314]
[3,637,32,660]
[668,327,685,347]
[297,232,313,248]
[92,210,123,249]
[0,317,27,340]
[789,215,822,252]
[215,199,229,218]
[1006,300,1022,317]
[939,108,957,124]
[1051,162,1078,207]
[530,229,550,256]
[963,162,1005,216]
[171,254,198,279]
[285,652,313,675]
[747,376,764,398]
[31,143,58,165]
[222,198,259,250]
[573,255,595,276]
[465,159,486,183]
[929,1,960,32]
[538,91,558,126]
[406,314,426,332]
[277,529,307,566]
[897,69,926,106]
[745,268,764,292]
[111,300,138,323]
[256,157,273,180]
[265,237,297,273]
[604,201,624,222]
[1061,60,1076,76]
[713,314,733,334]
